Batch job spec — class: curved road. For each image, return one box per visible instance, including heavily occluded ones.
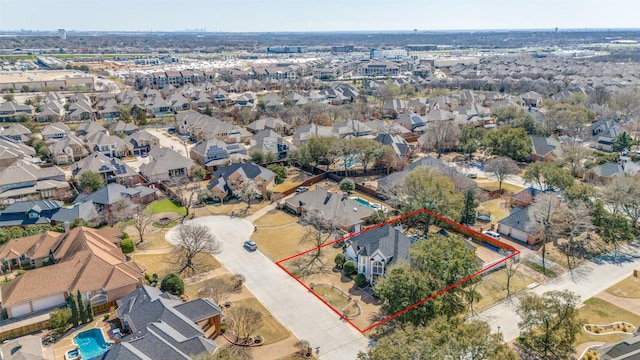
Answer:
[166,216,370,360]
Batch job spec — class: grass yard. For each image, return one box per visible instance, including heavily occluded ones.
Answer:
[273,168,309,193]
[251,222,310,261]
[312,284,359,317]
[131,251,220,278]
[254,210,299,227]
[472,268,536,313]
[575,298,640,345]
[523,260,558,278]
[136,232,172,251]
[145,199,187,216]
[185,273,238,300]
[606,276,640,298]
[232,297,291,345]
[478,198,511,222]
[205,200,270,216]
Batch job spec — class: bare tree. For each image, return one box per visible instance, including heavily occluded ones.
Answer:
[233,179,261,209]
[229,306,263,342]
[133,205,154,244]
[551,200,593,273]
[527,193,561,276]
[173,224,220,277]
[561,144,589,177]
[419,120,459,156]
[169,177,200,218]
[504,257,521,299]
[100,198,132,227]
[294,210,339,276]
[485,157,519,193]
[205,278,234,305]
[602,176,640,228]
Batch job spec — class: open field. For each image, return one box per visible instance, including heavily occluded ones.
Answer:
[575,298,640,346]
[251,221,310,262]
[131,251,220,278]
[472,268,536,313]
[606,275,640,298]
[232,297,291,345]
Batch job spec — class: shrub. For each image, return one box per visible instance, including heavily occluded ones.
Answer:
[103,314,110,321]
[354,273,368,288]
[120,238,135,254]
[267,164,287,184]
[334,253,346,269]
[220,324,227,333]
[160,273,185,296]
[343,260,357,276]
[121,231,130,239]
[339,178,355,192]
[49,308,71,335]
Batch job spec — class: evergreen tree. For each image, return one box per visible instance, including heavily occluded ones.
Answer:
[87,299,94,322]
[68,294,79,327]
[77,291,86,324]
[460,188,478,226]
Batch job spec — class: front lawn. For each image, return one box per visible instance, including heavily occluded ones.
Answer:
[251,222,310,261]
[184,273,238,300]
[253,210,299,227]
[472,268,536,313]
[135,232,172,251]
[232,297,291,345]
[475,180,525,194]
[131,251,220,278]
[575,298,640,346]
[477,198,510,222]
[145,199,187,216]
[606,276,640,298]
[205,200,270,216]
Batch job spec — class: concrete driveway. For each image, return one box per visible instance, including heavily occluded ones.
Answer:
[166,216,370,359]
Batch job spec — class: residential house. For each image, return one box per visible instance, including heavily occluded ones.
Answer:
[71,153,139,187]
[48,135,90,165]
[583,161,640,185]
[50,201,99,225]
[363,119,411,136]
[109,120,139,137]
[344,224,412,283]
[167,92,191,112]
[374,133,412,158]
[283,188,375,232]
[0,160,71,203]
[0,101,33,122]
[176,111,250,144]
[67,99,94,121]
[511,187,541,208]
[36,102,64,122]
[292,124,333,146]
[521,91,543,108]
[587,119,622,152]
[250,129,293,161]
[97,98,120,120]
[207,162,275,201]
[102,286,219,359]
[395,112,427,133]
[246,117,290,134]
[0,227,145,318]
[598,330,640,360]
[497,207,538,245]
[332,120,373,138]
[0,335,45,360]
[531,135,564,162]
[0,200,62,227]
[2,124,32,142]
[383,99,409,115]
[40,122,70,141]
[76,120,107,137]
[190,139,247,168]
[140,147,194,183]
[75,183,146,212]
[0,138,36,166]
[125,130,160,156]
[144,94,172,117]
[85,131,130,158]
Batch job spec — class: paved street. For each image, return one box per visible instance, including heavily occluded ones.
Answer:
[166,216,370,360]
[472,243,640,341]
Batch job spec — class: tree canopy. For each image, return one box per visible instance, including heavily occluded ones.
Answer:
[485,127,531,161]
[78,171,106,193]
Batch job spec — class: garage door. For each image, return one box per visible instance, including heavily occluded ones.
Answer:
[32,293,65,312]
[10,303,32,318]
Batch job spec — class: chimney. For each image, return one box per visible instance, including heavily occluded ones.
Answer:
[64,221,70,234]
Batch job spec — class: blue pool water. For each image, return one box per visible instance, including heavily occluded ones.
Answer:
[66,349,79,359]
[74,328,112,359]
[352,197,370,207]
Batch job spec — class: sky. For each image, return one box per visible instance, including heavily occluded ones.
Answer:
[1,0,639,32]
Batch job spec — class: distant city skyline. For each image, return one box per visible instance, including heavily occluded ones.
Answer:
[1,0,639,33]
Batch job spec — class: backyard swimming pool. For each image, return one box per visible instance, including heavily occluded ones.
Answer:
[74,328,112,359]
[351,197,386,212]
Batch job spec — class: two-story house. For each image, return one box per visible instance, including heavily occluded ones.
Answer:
[207,163,275,202]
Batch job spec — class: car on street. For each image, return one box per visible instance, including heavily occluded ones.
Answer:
[243,240,257,251]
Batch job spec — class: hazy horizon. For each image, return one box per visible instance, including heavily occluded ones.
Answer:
[2,0,639,33]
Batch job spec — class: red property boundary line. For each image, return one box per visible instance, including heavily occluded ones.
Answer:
[275,208,521,333]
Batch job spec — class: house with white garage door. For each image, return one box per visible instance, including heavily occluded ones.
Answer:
[0,227,145,319]
[496,207,538,245]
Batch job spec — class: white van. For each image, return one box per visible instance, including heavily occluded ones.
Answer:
[482,230,501,239]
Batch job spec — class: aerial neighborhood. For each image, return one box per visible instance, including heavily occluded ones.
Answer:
[0,26,640,360]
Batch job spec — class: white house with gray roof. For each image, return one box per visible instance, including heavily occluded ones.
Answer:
[344,224,412,283]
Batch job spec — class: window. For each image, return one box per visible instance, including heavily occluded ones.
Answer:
[372,261,384,275]
[230,180,236,186]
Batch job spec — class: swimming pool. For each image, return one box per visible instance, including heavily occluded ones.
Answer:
[74,328,112,359]
[351,197,370,207]
[65,349,79,360]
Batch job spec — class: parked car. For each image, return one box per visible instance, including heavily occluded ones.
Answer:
[482,230,501,239]
[295,186,309,194]
[243,240,257,251]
